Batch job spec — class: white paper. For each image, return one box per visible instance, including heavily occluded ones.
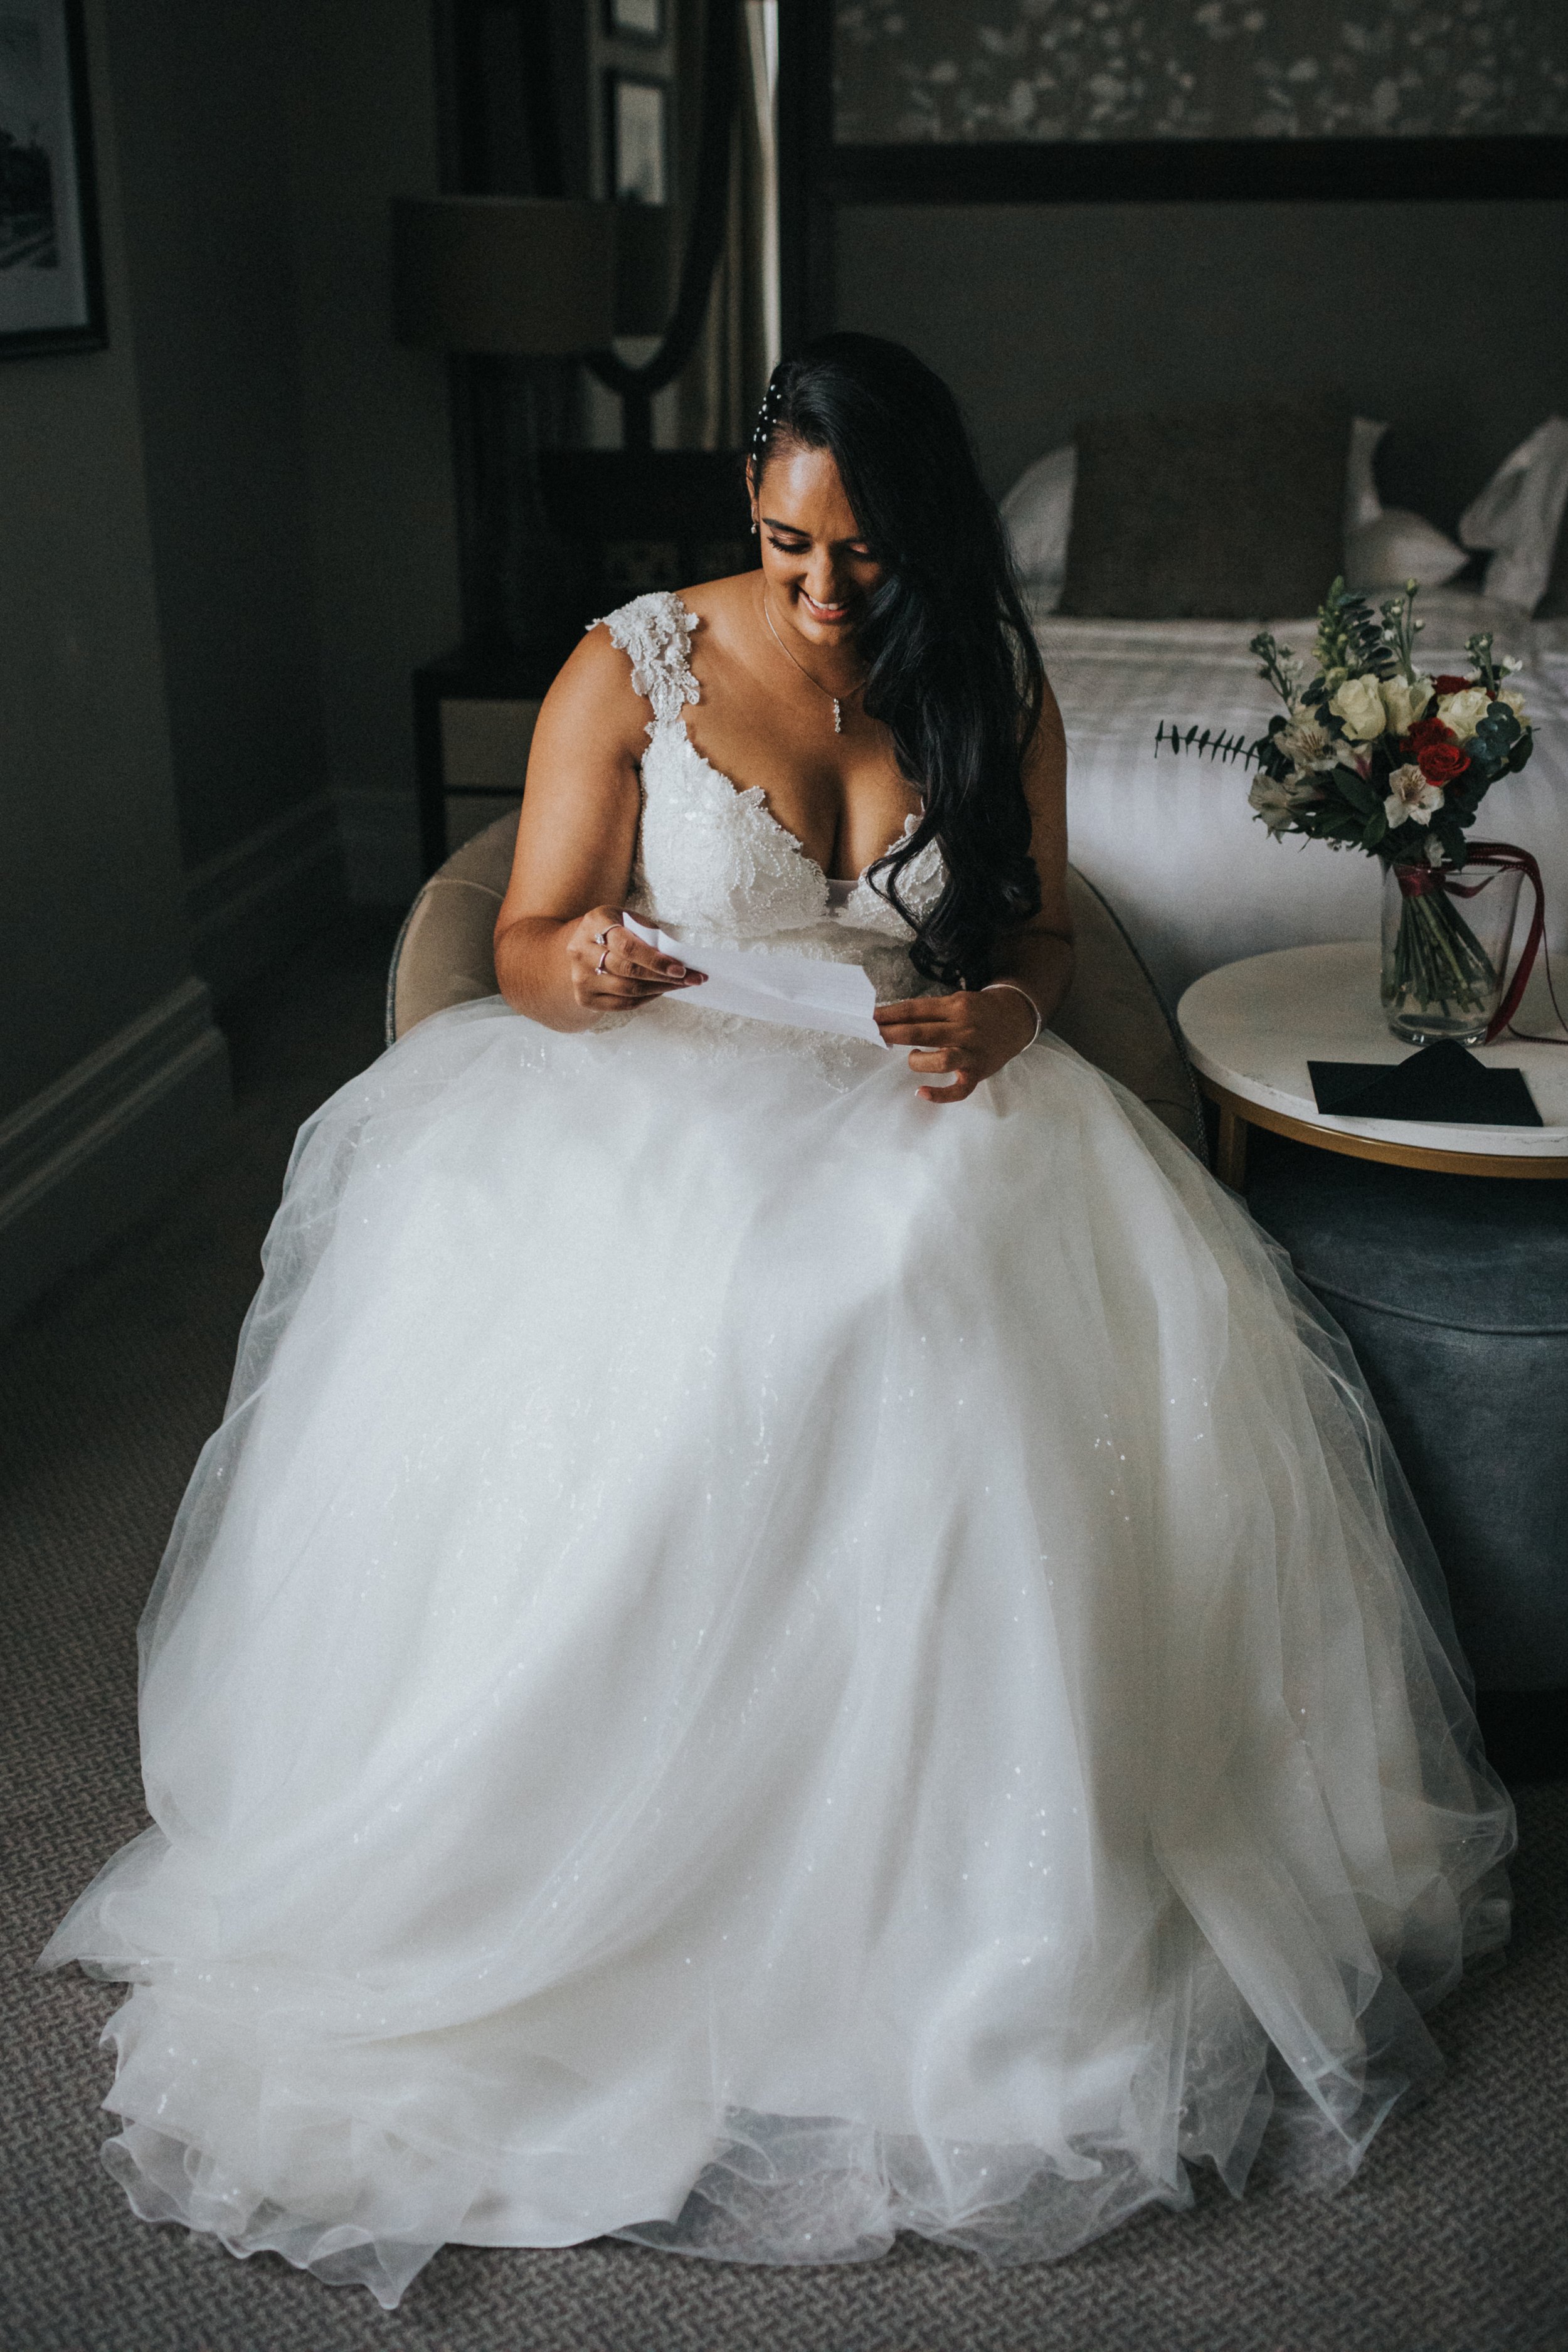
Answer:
[622,916,887,1047]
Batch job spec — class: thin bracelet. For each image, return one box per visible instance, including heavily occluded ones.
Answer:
[982,980,1043,1047]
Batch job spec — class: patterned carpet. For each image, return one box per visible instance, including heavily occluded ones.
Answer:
[3,921,1565,2352]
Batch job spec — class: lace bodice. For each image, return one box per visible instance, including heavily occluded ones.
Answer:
[595,592,945,1006]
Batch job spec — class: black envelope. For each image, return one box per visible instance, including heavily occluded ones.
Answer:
[1308,1040,1542,1127]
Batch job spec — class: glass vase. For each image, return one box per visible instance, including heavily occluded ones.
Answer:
[1380,857,1524,1047]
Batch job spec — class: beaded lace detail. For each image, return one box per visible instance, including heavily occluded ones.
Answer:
[603,589,702,733]
[590,590,947,1080]
[593,591,946,948]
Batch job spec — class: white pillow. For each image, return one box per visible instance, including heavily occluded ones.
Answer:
[999,443,1075,607]
[1345,415,1387,538]
[1001,415,1392,610]
[1344,508,1469,594]
[1459,416,1568,612]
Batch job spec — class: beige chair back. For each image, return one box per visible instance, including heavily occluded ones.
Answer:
[388,812,1205,1160]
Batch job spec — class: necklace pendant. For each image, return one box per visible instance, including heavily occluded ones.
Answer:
[832,698,842,734]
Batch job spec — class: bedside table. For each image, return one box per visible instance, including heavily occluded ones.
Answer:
[413,455,756,877]
[413,647,552,878]
[1179,941,1568,1189]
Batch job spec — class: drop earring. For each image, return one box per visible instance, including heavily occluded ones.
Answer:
[750,514,759,535]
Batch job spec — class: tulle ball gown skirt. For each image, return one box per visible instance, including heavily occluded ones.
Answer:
[43,997,1512,2307]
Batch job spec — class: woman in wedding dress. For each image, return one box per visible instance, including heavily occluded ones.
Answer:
[45,334,1512,2309]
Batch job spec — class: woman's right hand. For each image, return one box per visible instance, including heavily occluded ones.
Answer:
[565,908,706,1017]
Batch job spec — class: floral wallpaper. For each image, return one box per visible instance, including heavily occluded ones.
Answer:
[834,0,1568,141]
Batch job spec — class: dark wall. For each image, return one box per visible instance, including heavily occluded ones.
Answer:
[105,0,328,875]
[96,0,460,911]
[287,0,463,904]
[0,0,458,1318]
[0,0,194,1120]
[834,199,1568,529]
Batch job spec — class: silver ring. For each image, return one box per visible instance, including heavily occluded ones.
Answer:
[593,928,612,946]
[596,948,610,974]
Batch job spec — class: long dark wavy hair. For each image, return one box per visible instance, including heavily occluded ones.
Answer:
[750,333,1045,988]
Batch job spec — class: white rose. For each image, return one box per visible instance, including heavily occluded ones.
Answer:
[1380,673,1433,736]
[1434,686,1490,741]
[1498,684,1529,731]
[1328,674,1386,741]
[1384,763,1443,827]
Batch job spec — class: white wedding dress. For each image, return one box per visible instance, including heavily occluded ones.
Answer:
[45,592,1512,2307]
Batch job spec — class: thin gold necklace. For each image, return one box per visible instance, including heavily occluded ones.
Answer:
[761,587,864,735]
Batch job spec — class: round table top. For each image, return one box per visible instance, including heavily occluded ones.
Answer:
[1177,941,1568,1162]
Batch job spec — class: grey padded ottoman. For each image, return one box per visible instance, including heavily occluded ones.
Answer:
[1247,1135,1568,1719]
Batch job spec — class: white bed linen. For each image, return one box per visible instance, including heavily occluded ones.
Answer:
[1038,588,1568,1007]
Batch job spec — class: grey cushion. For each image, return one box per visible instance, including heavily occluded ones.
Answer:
[1057,396,1350,622]
[387,810,1207,1161]
[1248,1139,1568,1692]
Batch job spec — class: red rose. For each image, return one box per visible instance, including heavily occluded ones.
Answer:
[1430,674,1473,695]
[1415,736,1470,785]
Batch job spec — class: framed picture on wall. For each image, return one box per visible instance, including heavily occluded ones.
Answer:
[607,0,663,38]
[608,73,668,206]
[0,0,104,358]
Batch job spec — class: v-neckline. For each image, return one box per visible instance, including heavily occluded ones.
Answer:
[660,597,921,893]
[673,718,921,895]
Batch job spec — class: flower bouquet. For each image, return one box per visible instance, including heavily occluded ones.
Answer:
[1161,579,1537,1043]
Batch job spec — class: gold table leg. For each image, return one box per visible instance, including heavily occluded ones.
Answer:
[1214,1099,1249,1190]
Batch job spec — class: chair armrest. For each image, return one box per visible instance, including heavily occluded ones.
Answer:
[387,812,521,1044]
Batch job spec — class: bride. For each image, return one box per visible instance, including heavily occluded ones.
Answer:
[45,334,1512,2308]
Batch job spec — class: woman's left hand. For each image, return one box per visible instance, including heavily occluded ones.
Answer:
[874,987,1037,1104]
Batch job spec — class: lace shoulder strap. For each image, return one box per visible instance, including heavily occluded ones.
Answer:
[592,591,700,734]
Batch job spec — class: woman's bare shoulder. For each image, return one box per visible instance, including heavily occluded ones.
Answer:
[675,571,760,663]
[677,570,759,622]
[536,617,653,758]
[536,575,756,743]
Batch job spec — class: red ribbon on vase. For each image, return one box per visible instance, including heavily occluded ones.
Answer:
[1404,840,1568,1046]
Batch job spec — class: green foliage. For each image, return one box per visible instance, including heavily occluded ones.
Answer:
[1247,630,1301,706]
[1152,721,1257,765]
[1335,765,1380,815]
[1313,576,1399,686]
[1379,581,1427,684]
